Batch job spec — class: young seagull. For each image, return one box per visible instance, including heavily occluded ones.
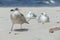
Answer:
[26,11,37,21]
[9,8,29,34]
[37,12,50,24]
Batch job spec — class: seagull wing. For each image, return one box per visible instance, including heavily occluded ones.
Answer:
[33,13,37,17]
[19,13,29,24]
[10,14,14,20]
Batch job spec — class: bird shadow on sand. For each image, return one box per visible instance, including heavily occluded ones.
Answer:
[14,28,29,32]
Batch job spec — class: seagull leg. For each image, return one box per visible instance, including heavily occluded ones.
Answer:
[27,18,31,21]
[9,23,14,34]
[11,23,14,32]
[20,24,22,29]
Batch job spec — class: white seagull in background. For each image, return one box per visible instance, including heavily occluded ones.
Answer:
[44,0,55,4]
[9,8,29,33]
[26,11,37,21]
[44,0,50,4]
[49,0,55,4]
[37,12,50,24]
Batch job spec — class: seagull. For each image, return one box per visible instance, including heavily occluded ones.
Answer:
[26,11,37,21]
[37,12,50,24]
[45,1,50,4]
[9,8,29,33]
[49,0,55,4]
[44,0,55,4]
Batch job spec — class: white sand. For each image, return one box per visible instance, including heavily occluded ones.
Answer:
[0,7,60,40]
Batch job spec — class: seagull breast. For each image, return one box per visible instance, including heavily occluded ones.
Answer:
[40,15,48,22]
[38,15,49,23]
[10,11,28,24]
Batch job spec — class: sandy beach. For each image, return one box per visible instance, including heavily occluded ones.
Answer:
[0,7,60,40]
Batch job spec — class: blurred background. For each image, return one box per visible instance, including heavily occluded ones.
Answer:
[0,0,60,7]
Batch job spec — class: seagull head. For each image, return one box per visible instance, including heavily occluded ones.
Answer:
[28,11,33,15]
[10,9,14,11]
[15,8,19,11]
[41,12,47,16]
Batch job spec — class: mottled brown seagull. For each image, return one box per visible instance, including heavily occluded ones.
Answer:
[9,8,29,33]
